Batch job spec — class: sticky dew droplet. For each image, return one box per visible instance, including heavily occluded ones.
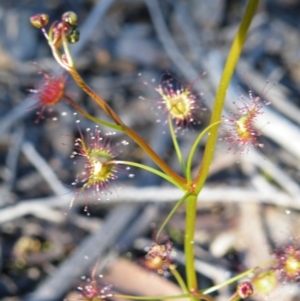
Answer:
[121,140,129,145]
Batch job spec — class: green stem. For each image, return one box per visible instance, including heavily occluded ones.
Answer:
[114,160,184,189]
[65,96,123,131]
[186,120,223,183]
[170,265,189,294]
[169,116,186,175]
[202,260,274,295]
[59,35,187,188]
[193,0,259,193]
[156,191,191,239]
[184,194,198,292]
[185,2,259,297]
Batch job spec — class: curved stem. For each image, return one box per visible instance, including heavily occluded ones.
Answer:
[70,67,125,125]
[156,191,191,239]
[59,35,187,188]
[169,116,186,175]
[65,96,123,131]
[122,124,187,187]
[169,265,189,294]
[186,120,223,183]
[184,193,198,292]
[114,160,183,189]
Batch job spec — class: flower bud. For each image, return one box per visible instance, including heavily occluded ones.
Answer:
[30,14,49,28]
[237,281,253,299]
[67,27,80,44]
[62,11,78,26]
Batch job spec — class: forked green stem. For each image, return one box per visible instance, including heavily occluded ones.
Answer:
[114,160,184,189]
[169,116,186,175]
[186,120,223,183]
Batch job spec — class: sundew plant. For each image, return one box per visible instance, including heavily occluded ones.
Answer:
[26,1,300,301]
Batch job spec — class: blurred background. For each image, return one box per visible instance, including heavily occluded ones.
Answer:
[0,0,300,300]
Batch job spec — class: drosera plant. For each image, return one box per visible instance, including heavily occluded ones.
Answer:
[76,262,114,301]
[69,122,137,213]
[27,63,68,123]
[221,87,271,154]
[146,71,206,131]
[28,1,300,300]
[69,124,121,213]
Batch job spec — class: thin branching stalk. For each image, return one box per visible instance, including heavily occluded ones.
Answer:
[59,39,187,187]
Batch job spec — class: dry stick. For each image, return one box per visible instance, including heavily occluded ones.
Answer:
[23,205,139,301]
[1,186,297,225]
[5,126,24,189]
[2,126,25,206]
[245,149,300,198]
[145,0,206,92]
[239,163,277,267]
[21,141,69,195]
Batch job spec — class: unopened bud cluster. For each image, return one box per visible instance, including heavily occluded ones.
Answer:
[30,11,80,47]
